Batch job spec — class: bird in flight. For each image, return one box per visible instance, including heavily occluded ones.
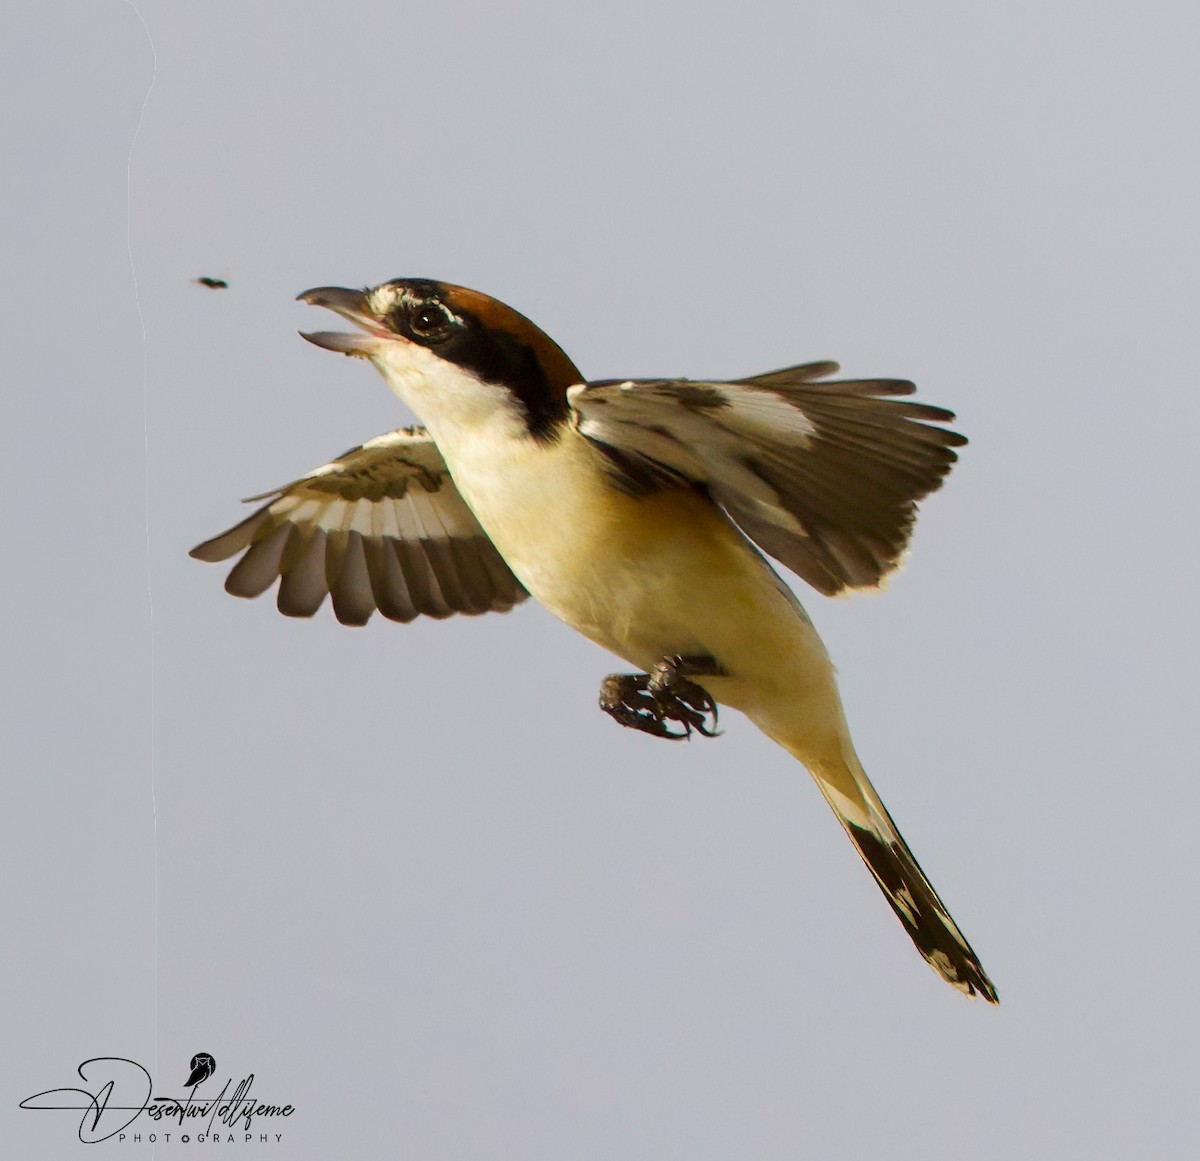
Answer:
[191,278,997,1002]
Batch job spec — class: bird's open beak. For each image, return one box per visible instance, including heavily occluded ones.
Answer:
[297,286,392,357]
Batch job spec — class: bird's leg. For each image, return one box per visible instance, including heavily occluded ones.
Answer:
[648,654,722,737]
[598,654,723,741]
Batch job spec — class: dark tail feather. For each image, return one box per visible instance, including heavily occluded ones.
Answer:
[844,814,998,1002]
[762,713,998,1001]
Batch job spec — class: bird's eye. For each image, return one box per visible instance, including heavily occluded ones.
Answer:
[408,301,455,342]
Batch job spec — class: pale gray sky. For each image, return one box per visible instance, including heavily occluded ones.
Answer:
[5,2,1199,1158]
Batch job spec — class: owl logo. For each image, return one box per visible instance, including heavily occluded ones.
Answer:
[183,1053,216,1088]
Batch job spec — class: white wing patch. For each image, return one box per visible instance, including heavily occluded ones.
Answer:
[719,388,818,442]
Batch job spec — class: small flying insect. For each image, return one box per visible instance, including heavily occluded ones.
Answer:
[194,276,229,290]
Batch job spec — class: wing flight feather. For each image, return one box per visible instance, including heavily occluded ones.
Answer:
[191,426,527,625]
[570,364,965,595]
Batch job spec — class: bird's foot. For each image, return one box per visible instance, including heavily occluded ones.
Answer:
[598,654,721,741]
[649,656,721,737]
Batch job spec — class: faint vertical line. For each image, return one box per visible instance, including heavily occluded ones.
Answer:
[122,1,158,1153]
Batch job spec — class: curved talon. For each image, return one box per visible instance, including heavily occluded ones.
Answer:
[648,658,721,738]
[600,674,690,739]
[659,724,692,741]
[621,702,692,740]
[600,658,722,741]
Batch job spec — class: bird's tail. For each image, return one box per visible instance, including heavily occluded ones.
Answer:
[766,715,998,1002]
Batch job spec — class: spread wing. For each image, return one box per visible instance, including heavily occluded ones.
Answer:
[569,362,966,596]
[190,426,527,626]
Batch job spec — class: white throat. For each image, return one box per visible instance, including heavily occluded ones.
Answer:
[368,339,534,452]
